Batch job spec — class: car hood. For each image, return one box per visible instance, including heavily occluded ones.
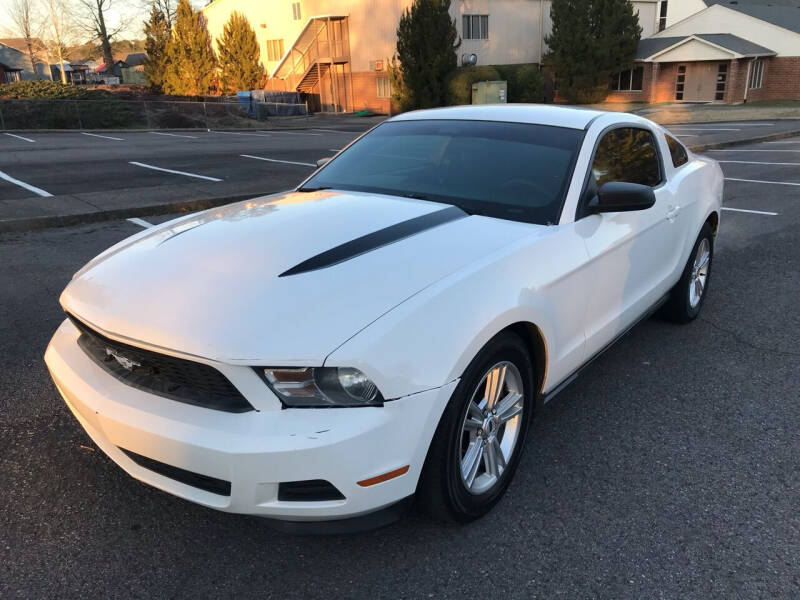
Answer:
[62,190,534,363]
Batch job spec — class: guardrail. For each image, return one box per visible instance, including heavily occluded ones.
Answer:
[0,99,309,130]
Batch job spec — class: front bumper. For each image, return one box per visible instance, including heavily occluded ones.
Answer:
[45,318,456,522]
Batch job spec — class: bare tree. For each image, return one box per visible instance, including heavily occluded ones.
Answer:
[141,0,177,28]
[43,0,77,84]
[5,0,44,79]
[76,0,129,71]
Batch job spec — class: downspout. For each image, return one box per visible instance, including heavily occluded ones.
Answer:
[742,57,753,103]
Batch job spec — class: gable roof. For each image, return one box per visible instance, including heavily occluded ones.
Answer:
[705,0,800,34]
[637,33,775,59]
[124,52,147,66]
[0,37,48,56]
[0,43,31,71]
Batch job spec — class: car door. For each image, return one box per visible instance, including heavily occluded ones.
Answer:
[575,125,680,359]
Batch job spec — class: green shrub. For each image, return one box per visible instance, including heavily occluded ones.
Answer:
[445,65,501,105]
[0,80,114,100]
[495,64,546,103]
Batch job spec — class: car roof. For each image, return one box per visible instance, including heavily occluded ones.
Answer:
[388,104,610,130]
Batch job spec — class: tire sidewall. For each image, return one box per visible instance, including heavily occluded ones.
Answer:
[681,223,714,319]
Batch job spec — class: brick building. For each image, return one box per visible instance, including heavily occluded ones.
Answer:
[606,0,800,104]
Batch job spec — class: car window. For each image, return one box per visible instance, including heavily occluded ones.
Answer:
[301,119,585,226]
[591,127,661,187]
[665,134,689,168]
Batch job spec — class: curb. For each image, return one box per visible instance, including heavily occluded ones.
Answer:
[0,193,257,234]
[688,128,800,152]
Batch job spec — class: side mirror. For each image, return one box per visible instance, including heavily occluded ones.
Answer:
[590,181,655,213]
[316,157,333,168]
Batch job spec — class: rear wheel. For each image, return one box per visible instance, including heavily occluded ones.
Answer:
[417,331,535,522]
[664,222,714,323]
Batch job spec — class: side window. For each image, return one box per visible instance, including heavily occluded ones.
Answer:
[665,134,688,168]
[591,127,662,188]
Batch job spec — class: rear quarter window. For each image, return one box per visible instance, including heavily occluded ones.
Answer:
[665,134,689,168]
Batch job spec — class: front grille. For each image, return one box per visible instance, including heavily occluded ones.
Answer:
[120,448,232,496]
[278,480,345,502]
[69,314,254,413]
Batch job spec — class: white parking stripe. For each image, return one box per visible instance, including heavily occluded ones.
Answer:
[149,131,198,139]
[329,148,342,152]
[212,130,271,137]
[670,127,740,131]
[722,207,778,216]
[717,160,800,166]
[269,130,321,136]
[764,140,800,144]
[81,132,124,141]
[725,177,800,187]
[676,134,698,138]
[240,154,316,167]
[129,161,222,181]
[0,169,53,197]
[708,149,800,153]
[127,217,154,228]
[3,132,35,142]
[313,128,358,133]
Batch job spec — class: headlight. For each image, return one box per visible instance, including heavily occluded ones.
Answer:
[259,367,384,408]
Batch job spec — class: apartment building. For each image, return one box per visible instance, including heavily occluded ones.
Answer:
[201,0,800,112]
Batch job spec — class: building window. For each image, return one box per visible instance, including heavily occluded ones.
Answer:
[292,2,301,20]
[715,62,727,100]
[658,1,668,32]
[3,70,21,83]
[675,64,686,100]
[748,59,764,89]
[266,39,285,62]
[376,76,391,98]
[462,14,488,40]
[610,66,644,91]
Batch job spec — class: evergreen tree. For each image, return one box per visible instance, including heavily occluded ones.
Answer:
[163,0,216,96]
[395,0,460,110]
[143,4,171,92]
[545,0,641,104]
[216,11,263,93]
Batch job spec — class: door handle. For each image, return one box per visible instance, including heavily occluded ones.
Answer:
[666,205,680,221]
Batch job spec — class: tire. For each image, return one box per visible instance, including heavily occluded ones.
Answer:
[416,331,535,523]
[663,222,714,323]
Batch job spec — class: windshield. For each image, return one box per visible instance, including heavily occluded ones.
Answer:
[301,119,584,225]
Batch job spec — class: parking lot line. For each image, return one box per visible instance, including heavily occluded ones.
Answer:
[240,154,316,167]
[127,217,154,228]
[670,127,740,131]
[212,131,271,137]
[81,132,124,141]
[149,132,198,139]
[725,177,800,187]
[708,149,800,153]
[717,160,800,166]
[269,131,321,136]
[721,207,778,216]
[0,169,53,197]
[676,134,698,138]
[764,141,800,144]
[3,132,35,142]
[128,161,223,182]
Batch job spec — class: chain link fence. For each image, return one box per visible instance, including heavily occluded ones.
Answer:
[0,99,309,131]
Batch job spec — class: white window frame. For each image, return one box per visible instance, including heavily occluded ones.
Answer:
[266,39,285,62]
[658,1,668,32]
[462,14,489,40]
[376,76,391,98]
[292,2,301,21]
[748,59,764,90]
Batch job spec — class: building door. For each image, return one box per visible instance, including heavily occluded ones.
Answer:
[676,63,717,102]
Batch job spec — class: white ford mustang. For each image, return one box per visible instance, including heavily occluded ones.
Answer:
[45,105,723,532]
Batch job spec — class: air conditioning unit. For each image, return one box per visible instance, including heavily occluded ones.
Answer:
[462,53,478,67]
[369,60,386,71]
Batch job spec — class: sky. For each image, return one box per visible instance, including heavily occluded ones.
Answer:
[0,0,207,41]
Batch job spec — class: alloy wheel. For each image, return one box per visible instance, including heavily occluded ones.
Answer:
[459,361,525,495]
[689,237,711,308]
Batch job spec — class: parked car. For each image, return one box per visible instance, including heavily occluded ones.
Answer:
[45,105,723,532]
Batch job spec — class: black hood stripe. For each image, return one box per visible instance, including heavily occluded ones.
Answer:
[279,205,468,277]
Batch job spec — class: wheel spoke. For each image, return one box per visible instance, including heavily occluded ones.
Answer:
[468,400,484,421]
[491,437,506,471]
[697,251,710,271]
[694,278,703,299]
[461,440,483,488]
[463,417,483,432]
[484,364,507,410]
[495,392,523,423]
[484,439,498,477]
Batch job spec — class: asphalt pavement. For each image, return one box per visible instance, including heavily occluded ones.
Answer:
[1,136,798,598]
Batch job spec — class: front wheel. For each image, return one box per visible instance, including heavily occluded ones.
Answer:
[416,331,535,522]
[663,222,714,323]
